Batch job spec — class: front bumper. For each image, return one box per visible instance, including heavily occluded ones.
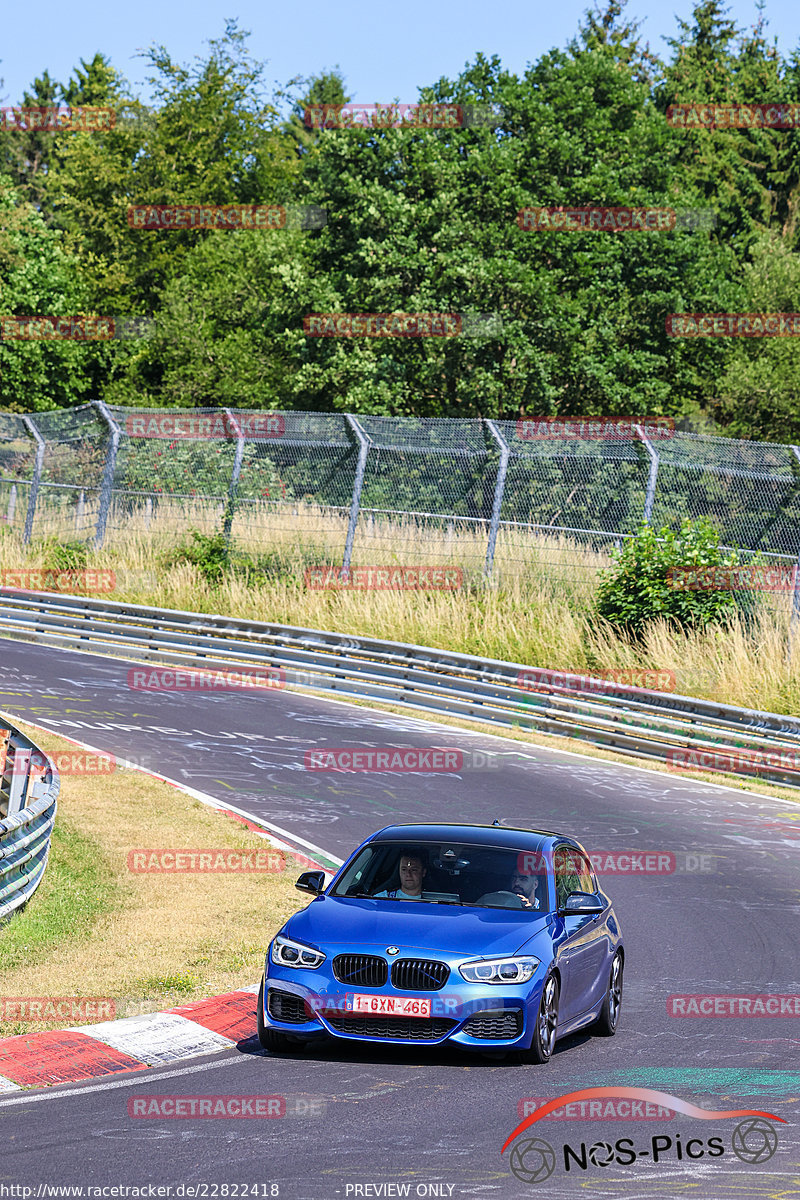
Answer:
[262,960,544,1049]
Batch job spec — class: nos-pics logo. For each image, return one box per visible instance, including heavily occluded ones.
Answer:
[502,1088,783,1184]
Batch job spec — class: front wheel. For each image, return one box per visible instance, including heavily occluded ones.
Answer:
[518,973,559,1064]
[257,978,296,1053]
[594,952,623,1036]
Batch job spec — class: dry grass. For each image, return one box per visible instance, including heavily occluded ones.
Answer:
[1,502,799,714]
[0,723,309,1038]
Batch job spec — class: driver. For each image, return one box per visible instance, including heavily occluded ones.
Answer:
[510,865,542,910]
[374,853,429,900]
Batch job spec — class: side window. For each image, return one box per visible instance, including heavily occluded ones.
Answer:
[553,847,576,909]
[334,847,375,895]
[554,846,594,907]
[571,849,596,894]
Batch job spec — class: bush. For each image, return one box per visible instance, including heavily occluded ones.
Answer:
[40,537,90,571]
[166,530,334,588]
[595,518,757,633]
[173,530,231,584]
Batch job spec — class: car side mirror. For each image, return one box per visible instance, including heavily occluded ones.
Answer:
[296,870,325,896]
[561,890,604,915]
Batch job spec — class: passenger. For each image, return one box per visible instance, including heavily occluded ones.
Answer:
[374,853,429,900]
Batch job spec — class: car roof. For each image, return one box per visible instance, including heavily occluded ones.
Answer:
[367,822,576,851]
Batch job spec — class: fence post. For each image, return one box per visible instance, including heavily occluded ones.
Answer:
[92,401,121,549]
[76,489,85,533]
[20,416,45,546]
[635,425,660,525]
[222,409,245,545]
[787,446,800,665]
[790,561,800,663]
[342,415,370,575]
[7,484,17,527]
[484,420,510,576]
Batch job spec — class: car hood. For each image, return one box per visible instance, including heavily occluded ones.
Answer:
[283,896,549,958]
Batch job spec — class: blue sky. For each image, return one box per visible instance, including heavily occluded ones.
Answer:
[1,0,797,111]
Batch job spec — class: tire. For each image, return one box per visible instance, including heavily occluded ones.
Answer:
[594,952,623,1037]
[257,978,296,1053]
[518,973,559,1064]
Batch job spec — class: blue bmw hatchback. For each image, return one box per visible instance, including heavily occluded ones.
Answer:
[258,823,624,1062]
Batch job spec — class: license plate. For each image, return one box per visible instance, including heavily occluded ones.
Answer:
[346,993,431,1017]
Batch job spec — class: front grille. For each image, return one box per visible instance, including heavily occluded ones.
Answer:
[332,954,388,987]
[462,1009,523,1040]
[391,959,449,991]
[326,1015,456,1041]
[267,989,308,1024]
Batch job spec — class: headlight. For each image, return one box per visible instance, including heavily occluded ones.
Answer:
[459,956,540,984]
[270,935,326,969]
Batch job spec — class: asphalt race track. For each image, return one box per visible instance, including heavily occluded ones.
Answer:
[0,639,798,1199]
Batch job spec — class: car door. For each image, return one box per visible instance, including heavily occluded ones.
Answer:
[552,845,609,1024]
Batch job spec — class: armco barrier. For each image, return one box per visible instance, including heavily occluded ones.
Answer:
[0,590,797,790]
[0,716,59,920]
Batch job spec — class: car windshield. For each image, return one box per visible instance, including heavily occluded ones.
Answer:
[330,841,551,911]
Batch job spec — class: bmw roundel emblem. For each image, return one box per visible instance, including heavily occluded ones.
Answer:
[386,946,399,955]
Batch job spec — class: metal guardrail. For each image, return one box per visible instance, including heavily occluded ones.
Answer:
[0,589,795,791]
[0,717,59,921]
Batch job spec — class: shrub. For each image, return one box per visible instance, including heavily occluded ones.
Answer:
[595,518,757,632]
[40,537,90,571]
[173,530,231,584]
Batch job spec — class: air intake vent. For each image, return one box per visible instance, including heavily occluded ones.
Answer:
[325,1015,456,1041]
[390,959,449,991]
[267,989,308,1024]
[462,1009,523,1039]
[332,954,388,987]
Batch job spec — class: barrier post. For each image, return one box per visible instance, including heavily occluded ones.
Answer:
[786,446,800,665]
[342,415,370,576]
[222,408,245,545]
[484,420,510,576]
[21,416,45,546]
[635,424,660,525]
[93,401,121,549]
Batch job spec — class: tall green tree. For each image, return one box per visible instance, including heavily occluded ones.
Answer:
[46,21,299,313]
[62,52,120,108]
[4,10,800,436]
[101,224,320,409]
[656,0,790,247]
[283,69,351,157]
[712,228,800,440]
[0,176,98,411]
[283,33,742,418]
[569,0,661,84]
[0,70,61,209]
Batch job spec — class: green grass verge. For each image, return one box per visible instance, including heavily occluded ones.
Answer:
[0,815,118,975]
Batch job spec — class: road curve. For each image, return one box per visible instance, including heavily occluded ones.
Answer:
[0,639,798,1199]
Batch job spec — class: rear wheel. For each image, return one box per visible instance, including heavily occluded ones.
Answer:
[518,974,559,1064]
[594,952,623,1036]
[257,978,296,1053]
